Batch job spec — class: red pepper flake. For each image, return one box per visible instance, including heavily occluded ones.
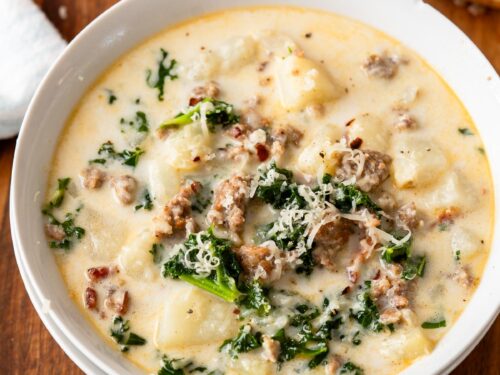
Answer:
[193,156,201,162]
[87,266,110,282]
[350,137,363,149]
[85,287,98,310]
[189,97,202,106]
[233,308,241,315]
[345,118,355,127]
[255,143,269,161]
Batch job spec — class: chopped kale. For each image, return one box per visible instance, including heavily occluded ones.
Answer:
[381,237,412,263]
[219,325,262,358]
[105,89,117,105]
[272,328,328,369]
[135,189,154,211]
[42,210,85,251]
[351,290,383,332]
[191,185,212,213]
[340,362,364,374]
[157,356,219,375]
[238,281,272,316]
[91,141,144,167]
[121,111,149,133]
[110,316,146,352]
[331,182,381,214]
[352,331,362,346]
[421,319,446,329]
[401,255,426,280]
[47,177,71,209]
[158,356,184,375]
[162,228,242,302]
[150,243,164,264]
[146,48,178,101]
[455,250,461,261]
[158,98,239,132]
[458,127,474,136]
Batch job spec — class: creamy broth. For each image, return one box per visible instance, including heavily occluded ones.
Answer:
[43,7,493,375]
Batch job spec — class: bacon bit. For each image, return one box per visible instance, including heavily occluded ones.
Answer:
[341,286,351,295]
[189,97,202,106]
[227,123,249,139]
[87,267,110,282]
[192,156,201,162]
[85,287,98,310]
[105,290,129,314]
[255,143,270,161]
[350,137,363,149]
[434,207,461,227]
[345,118,355,127]
[233,308,241,315]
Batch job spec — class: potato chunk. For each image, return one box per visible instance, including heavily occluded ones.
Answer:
[347,114,389,152]
[274,55,340,110]
[451,226,482,262]
[226,357,275,375]
[425,171,476,211]
[119,229,157,281]
[154,284,239,350]
[379,327,432,362]
[219,35,257,71]
[164,123,212,171]
[391,134,448,188]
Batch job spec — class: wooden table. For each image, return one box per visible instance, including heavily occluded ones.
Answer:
[0,1,498,374]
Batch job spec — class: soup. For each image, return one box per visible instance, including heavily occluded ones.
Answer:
[42,6,493,375]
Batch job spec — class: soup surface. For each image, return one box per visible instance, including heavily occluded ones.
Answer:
[42,6,493,375]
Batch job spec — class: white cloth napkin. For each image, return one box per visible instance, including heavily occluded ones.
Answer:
[0,0,66,139]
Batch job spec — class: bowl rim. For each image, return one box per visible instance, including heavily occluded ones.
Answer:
[10,0,500,374]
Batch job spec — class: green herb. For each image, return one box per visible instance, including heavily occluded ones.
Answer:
[150,243,164,264]
[42,210,85,250]
[110,316,146,352]
[238,281,272,316]
[157,356,219,375]
[272,328,328,369]
[106,89,117,105]
[146,48,178,101]
[332,182,381,214]
[162,227,242,302]
[135,189,154,211]
[438,223,449,232]
[191,186,212,213]
[351,290,383,332]
[352,331,361,345]
[477,147,485,155]
[47,177,71,209]
[421,319,446,329]
[340,362,364,375]
[455,250,461,261]
[91,141,144,167]
[158,98,239,132]
[381,237,412,263]
[158,356,184,375]
[219,325,262,358]
[120,111,149,133]
[458,127,474,136]
[401,256,426,280]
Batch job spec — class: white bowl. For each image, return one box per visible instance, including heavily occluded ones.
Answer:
[10,0,500,374]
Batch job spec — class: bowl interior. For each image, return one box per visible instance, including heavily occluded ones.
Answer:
[11,0,500,374]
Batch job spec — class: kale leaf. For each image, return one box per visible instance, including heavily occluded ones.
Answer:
[158,98,239,132]
[238,281,272,316]
[135,189,154,211]
[421,319,446,329]
[340,362,364,375]
[120,111,149,133]
[110,316,146,352]
[47,177,71,209]
[146,48,178,101]
[401,255,426,280]
[219,325,262,358]
[331,182,381,214]
[42,211,85,251]
[351,290,383,332]
[90,141,144,167]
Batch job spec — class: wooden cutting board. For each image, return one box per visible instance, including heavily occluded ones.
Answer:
[0,1,498,374]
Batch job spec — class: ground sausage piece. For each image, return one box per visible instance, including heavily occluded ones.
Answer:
[262,335,280,363]
[234,245,274,281]
[207,175,250,233]
[105,290,129,315]
[335,150,392,192]
[313,219,351,271]
[87,266,110,282]
[270,126,303,158]
[111,175,137,205]
[84,287,98,310]
[45,223,65,241]
[363,54,398,79]
[379,308,402,324]
[325,356,341,374]
[80,167,106,189]
[191,81,220,101]
[397,202,419,229]
[155,181,202,238]
[453,266,474,288]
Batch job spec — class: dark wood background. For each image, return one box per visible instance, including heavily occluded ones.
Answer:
[0,1,498,374]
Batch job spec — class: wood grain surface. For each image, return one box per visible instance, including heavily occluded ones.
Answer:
[0,1,498,374]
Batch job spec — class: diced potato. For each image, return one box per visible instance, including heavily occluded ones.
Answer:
[119,229,158,281]
[164,123,212,171]
[186,51,221,80]
[451,226,482,262]
[218,35,257,71]
[226,356,275,375]
[347,114,390,152]
[145,159,180,204]
[424,171,476,211]
[274,55,341,110]
[297,140,338,176]
[154,284,239,350]
[379,327,432,362]
[256,30,298,57]
[391,134,448,188]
